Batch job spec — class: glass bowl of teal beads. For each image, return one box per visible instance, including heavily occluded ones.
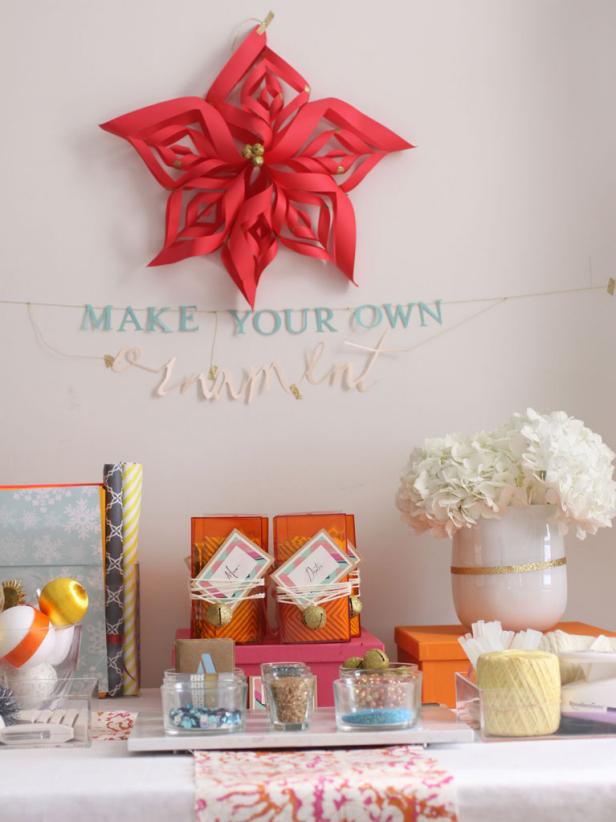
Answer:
[161,670,247,735]
[334,664,421,731]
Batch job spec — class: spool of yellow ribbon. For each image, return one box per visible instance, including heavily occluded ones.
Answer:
[39,578,89,627]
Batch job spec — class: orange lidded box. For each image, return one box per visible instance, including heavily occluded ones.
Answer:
[191,516,269,644]
[273,512,354,644]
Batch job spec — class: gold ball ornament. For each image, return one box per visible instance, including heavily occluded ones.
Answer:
[362,649,389,670]
[241,144,254,159]
[302,605,327,631]
[252,143,265,156]
[38,578,89,627]
[349,596,363,618]
[252,155,265,167]
[205,603,233,627]
[342,656,363,670]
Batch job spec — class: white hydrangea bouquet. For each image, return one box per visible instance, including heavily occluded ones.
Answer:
[396,409,616,540]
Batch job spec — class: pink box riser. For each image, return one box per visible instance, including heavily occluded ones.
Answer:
[174,629,385,707]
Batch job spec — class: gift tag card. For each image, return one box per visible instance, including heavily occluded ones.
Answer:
[347,542,361,564]
[347,542,361,587]
[193,529,273,609]
[271,529,357,609]
[249,676,267,710]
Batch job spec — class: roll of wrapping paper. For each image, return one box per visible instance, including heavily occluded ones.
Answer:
[121,462,143,695]
[103,464,124,697]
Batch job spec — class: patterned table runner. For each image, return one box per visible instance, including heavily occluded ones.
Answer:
[91,711,138,741]
[194,745,458,821]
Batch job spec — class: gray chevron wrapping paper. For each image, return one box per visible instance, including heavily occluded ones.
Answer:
[103,463,124,697]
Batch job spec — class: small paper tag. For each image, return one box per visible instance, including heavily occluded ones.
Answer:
[249,675,267,710]
[193,529,273,610]
[175,638,234,674]
[608,277,615,296]
[271,529,356,609]
[347,541,361,564]
[347,541,362,590]
[197,653,216,674]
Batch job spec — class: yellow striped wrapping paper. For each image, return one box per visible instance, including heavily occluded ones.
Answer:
[122,462,143,695]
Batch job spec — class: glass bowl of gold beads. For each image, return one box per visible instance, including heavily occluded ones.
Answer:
[334,661,421,731]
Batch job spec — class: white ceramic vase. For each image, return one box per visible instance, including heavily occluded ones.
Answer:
[451,505,567,631]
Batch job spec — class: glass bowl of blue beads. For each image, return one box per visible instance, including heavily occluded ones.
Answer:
[161,670,247,735]
[334,664,421,731]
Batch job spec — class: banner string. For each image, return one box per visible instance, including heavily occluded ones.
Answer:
[344,299,506,354]
[9,277,614,369]
[27,303,102,362]
[1,279,612,316]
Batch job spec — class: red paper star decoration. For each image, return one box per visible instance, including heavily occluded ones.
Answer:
[101,23,412,307]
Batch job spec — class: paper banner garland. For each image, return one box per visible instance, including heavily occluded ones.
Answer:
[103,465,124,697]
[121,462,143,696]
[100,21,412,307]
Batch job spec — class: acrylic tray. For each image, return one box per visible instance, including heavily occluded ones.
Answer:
[127,705,474,752]
[0,677,97,748]
[455,672,616,741]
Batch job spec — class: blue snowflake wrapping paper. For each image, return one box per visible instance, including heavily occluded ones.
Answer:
[0,485,109,692]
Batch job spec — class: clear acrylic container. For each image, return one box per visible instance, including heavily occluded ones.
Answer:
[161,670,247,735]
[334,663,421,731]
[261,662,315,731]
[0,676,96,748]
[0,624,83,708]
[455,672,480,729]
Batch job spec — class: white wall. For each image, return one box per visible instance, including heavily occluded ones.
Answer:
[1,0,615,686]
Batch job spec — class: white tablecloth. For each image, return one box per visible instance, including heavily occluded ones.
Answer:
[1,690,616,821]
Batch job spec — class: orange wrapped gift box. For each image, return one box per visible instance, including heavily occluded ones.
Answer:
[191,516,268,644]
[273,512,354,644]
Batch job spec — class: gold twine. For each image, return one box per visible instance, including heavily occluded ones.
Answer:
[451,557,566,576]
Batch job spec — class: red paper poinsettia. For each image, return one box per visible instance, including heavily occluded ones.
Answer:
[101,24,412,306]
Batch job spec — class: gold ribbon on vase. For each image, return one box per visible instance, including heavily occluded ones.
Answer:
[450,557,567,576]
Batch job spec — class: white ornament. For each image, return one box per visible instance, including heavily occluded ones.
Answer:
[46,625,74,666]
[6,662,58,705]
